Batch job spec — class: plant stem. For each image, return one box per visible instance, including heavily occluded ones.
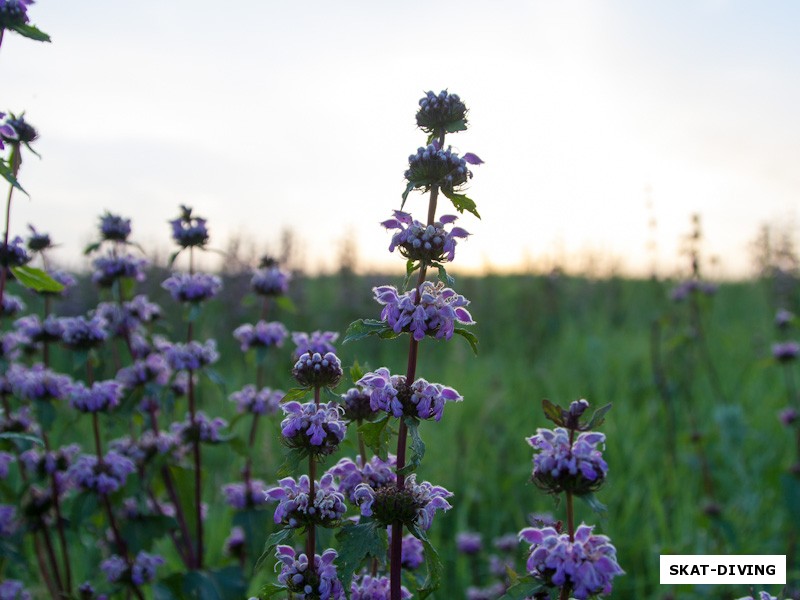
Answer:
[33,532,60,598]
[307,386,321,572]
[42,432,72,593]
[38,519,65,597]
[101,494,146,600]
[0,144,19,311]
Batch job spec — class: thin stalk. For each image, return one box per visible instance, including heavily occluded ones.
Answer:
[186,246,204,568]
[92,413,104,461]
[42,432,72,593]
[39,520,66,596]
[0,144,20,311]
[33,532,60,598]
[307,386,321,572]
[101,494,146,600]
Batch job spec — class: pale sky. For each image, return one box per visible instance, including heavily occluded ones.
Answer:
[3,0,799,278]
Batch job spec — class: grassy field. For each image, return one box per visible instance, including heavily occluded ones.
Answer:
[18,270,799,599]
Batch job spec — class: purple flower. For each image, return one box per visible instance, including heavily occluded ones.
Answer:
[26,224,51,252]
[466,583,506,600]
[0,406,36,435]
[0,452,14,479]
[404,144,477,194]
[131,551,164,585]
[7,363,72,402]
[0,504,17,536]
[110,431,178,467]
[292,330,338,358]
[0,112,17,149]
[14,314,64,343]
[489,553,515,578]
[251,259,290,296]
[170,411,227,444]
[382,210,469,263]
[416,90,468,136]
[225,525,246,557]
[70,451,135,495]
[116,353,172,388]
[387,528,425,570]
[19,444,80,478]
[0,579,31,600]
[456,531,483,555]
[1,293,25,317]
[222,480,270,510]
[124,294,162,323]
[170,205,209,248]
[275,546,346,600]
[776,309,795,330]
[357,368,461,421]
[69,380,124,413]
[233,320,288,351]
[341,386,379,422]
[735,593,778,600]
[280,401,346,455]
[519,524,624,599]
[160,339,219,370]
[0,330,25,361]
[354,474,452,531]
[292,351,343,388]
[99,212,132,242]
[60,314,109,350]
[493,533,520,553]
[92,254,148,287]
[350,574,411,600]
[0,236,30,268]
[772,341,799,363]
[0,113,36,143]
[528,427,608,495]
[266,473,347,528]
[162,272,221,303]
[780,407,798,426]
[228,385,282,415]
[669,279,716,302]
[328,455,397,503]
[374,281,474,341]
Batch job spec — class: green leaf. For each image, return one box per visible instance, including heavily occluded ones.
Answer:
[167,465,198,541]
[435,263,455,286]
[358,415,391,460]
[401,181,416,209]
[444,119,468,133]
[277,447,306,477]
[453,327,479,355]
[257,583,287,599]
[335,520,387,587]
[232,509,272,572]
[33,399,56,432]
[83,241,102,255]
[10,265,65,293]
[204,368,227,392]
[585,403,613,430]
[578,491,608,516]
[343,318,394,344]
[349,359,365,385]
[255,528,293,573]
[187,303,203,323]
[442,189,481,219]
[406,259,420,277]
[9,23,51,42]
[398,417,425,476]
[322,386,341,402]
[541,399,564,427]
[0,160,25,193]
[407,527,443,599]
[274,295,297,313]
[168,250,182,267]
[782,474,800,522]
[498,577,548,600]
[281,387,309,403]
[121,515,178,553]
[0,432,43,446]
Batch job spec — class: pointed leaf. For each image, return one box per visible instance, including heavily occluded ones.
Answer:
[257,583,288,598]
[498,577,548,600]
[83,241,102,255]
[0,161,25,193]
[9,23,51,42]
[578,491,608,516]
[277,447,306,477]
[398,417,425,476]
[401,181,416,209]
[349,360,365,385]
[414,530,443,599]
[444,119,467,134]
[281,387,309,403]
[585,403,613,430]
[274,295,297,313]
[435,263,454,286]
[255,528,293,573]
[0,432,43,446]
[335,520,387,588]
[168,250,182,267]
[541,399,565,427]
[358,415,391,460]
[343,319,392,344]
[442,190,481,219]
[10,266,65,293]
[453,327,479,355]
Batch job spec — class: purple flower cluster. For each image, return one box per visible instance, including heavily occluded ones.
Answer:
[170,205,209,248]
[292,351,343,388]
[354,474,452,531]
[99,213,132,242]
[405,143,478,193]
[735,593,778,600]
[60,315,108,350]
[124,294,162,323]
[162,272,221,303]
[0,504,17,536]
[91,254,148,287]
[292,330,338,358]
[0,236,30,268]
[328,455,397,503]
[26,225,51,252]
[0,114,36,144]
[116,353,171,388]
[357,368,462,421]
[69,380,124,413]
[233,320,288,351]
[160,339,219,370]
[14,314,63,343]
[69,451,135,495]
[416,90,468,135]
[266,473,347,528]
[228,385,282,415]
[386,527,425,570]
[275,546,345,600]
[374,281,474,341]
[0,579,31,600]
[0,452,14,479]
[170,411,227,444]
[280,401,346,455]
[222,480,270,509]
[224,526,246,557]
[251,262,290,296]
[519,524,624,599]
[350,574,411,600]
[7,363,72,402]
[19,444,80,479]
[382,210,468,263]
[772,341,799,363]
[340,386,379,422]
[670,279,717,302]
[1,293,24,317]
[456,531,483,555]
[776,309,794,330]
[101,551,164,585]
[528,428,608,495]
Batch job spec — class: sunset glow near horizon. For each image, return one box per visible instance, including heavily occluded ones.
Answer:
[3,1,799,279]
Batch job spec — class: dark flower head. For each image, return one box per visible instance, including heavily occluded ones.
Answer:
[357,368,462,421]
[292,351,343,388]
[228,385,283,415]
[1,293,25,317]
[222,480,270,510]
[92,254,148,287]
[233,320,288,352]
[351,574,411,600]
[292,330,338,358]
[773,341,799,363]
[99,212,132,242]
[382,210,469,264]
[340,386,379,422]
[776,308,795,330]
[280,401,346,457]
[528,428,608,495]
[251,261,290,296]
[274,546,346,600]
[0,113,37,144]
[26,224,51,252]
[124,295,162,323]
[354,474,452,531]
[162,272,221,303]
[224,526,246,558]
[780,407,798,426]
[266,474,347,529]
[101,551,164,586]
[59,314,108,350]
[405,143,481,195]
[456,531,483,555]
[169,205,209,248]
[416,90,468,137]
[0,236,30,268]
[69,451,135,495]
